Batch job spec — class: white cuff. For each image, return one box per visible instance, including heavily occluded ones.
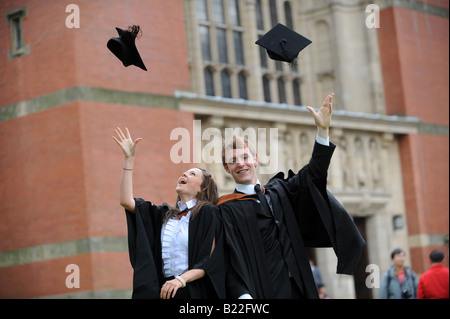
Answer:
[315,135,329,146]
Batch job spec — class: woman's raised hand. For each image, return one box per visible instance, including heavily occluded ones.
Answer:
[113,127,142,158]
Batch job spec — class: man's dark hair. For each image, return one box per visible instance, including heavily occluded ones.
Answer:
[391,248,405,260]
[429,250,445,263]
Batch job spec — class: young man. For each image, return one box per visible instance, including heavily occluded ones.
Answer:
[379,248,418,299]
[418,250,449,299]
[218,93,365,299]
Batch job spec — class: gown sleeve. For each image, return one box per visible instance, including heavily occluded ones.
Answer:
[125,198,167,299]
[188,204,226,299]
[268,142,365,274]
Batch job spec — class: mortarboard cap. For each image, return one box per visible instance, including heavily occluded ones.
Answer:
[256,23,312,63]
[107,26,147,71]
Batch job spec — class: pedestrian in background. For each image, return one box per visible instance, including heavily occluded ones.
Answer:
[418,250,449,299]
[379,248,418,299]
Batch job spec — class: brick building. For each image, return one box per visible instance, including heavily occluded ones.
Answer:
[378,2,449,276]
[0,0,448,298]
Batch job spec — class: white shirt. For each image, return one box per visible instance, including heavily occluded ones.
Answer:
[235,181,260,195]
[160,199,196,278]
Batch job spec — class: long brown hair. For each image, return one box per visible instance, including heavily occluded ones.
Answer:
[164,168,219,223]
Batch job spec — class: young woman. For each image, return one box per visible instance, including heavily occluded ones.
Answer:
[113,127,225,299]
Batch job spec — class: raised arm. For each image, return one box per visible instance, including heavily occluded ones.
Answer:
[113,127,142,213]
[280,94,335,190]
[306,93,334,140]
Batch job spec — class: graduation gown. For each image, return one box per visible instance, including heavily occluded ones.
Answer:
[218,142,366,299]
[125,199,225,299]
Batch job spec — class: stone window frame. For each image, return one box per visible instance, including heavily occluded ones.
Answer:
[186,0,305,105]
[194,0,248,99]
[257,0,304,105]
[6,6,29,59]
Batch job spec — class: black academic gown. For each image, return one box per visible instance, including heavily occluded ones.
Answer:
[125,199,225,299]
[219,142,366,299]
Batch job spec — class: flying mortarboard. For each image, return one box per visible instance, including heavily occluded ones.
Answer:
[107,26,147,71]
[256,23,312,63]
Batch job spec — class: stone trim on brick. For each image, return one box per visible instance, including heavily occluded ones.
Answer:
[0,86,178,122]
[0,237,128,268]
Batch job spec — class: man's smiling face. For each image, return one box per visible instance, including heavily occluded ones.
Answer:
[223,147,258,185]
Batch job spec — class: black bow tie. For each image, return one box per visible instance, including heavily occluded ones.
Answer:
[177,206,192,216]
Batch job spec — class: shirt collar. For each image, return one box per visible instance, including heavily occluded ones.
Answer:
[235,180,261,195]
[178,198,197,211]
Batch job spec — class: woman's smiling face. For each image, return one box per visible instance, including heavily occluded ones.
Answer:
[175,168,204,199]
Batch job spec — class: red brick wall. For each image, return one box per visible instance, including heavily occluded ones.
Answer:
[0,103,88,251]
[73,0,191,96]
[398,134,449,234]
[379,6,449,273]
[0,0,77,107]
[0,101,195,298]
[0,0,191,108]
[377,8,406,116]
[379,6,449,124]
[0,253,132,299]
[0,0,194,297]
